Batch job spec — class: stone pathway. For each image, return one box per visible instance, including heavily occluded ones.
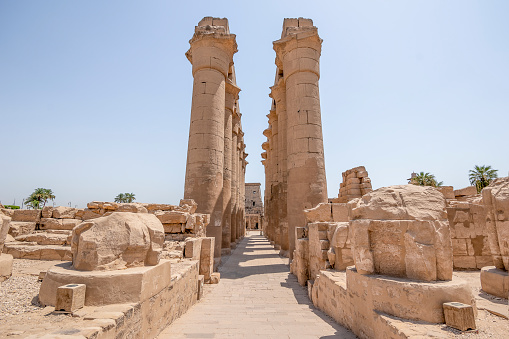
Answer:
[158,231,356,339]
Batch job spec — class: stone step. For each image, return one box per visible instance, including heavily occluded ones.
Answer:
[3,242,71,261]
[15,232,70,245]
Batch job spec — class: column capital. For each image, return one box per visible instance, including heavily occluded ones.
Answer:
[267,109,277,123]
[269,78,286,102]
[186,31,238,77]
[225,80,241,96]
[273,27,322,78]
[263,127,272,138]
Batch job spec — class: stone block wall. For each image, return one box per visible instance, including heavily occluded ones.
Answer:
[336,166,372,203]
[447,201,493,269]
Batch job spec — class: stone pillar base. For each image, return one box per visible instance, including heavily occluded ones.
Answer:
[39,260,172,307]
[480,266,509,299]
[0,253,13,282]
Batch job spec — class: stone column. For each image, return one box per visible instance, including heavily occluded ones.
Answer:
[231,114,240,246]
[273,19,328,260]
[222,82,240,255]
[262,127,273,242]
[184,18,237,258]
[267,109,280,249]
[270,77,289,253]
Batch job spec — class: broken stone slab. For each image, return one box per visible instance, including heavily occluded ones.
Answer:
[8,221,36,237]
[0,253,13,282]
[154,210,188,224]
[10,209,41,222]
[52,206,77,219]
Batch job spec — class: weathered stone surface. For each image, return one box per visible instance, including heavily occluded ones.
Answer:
[179,199,198,214]
[350,185,453,281]
[437,186,455,200]
[0,214,11,252]
[8,221,36,237]
[200,237,215,282]
[154,210,188,224]
[42,206,54,218]
[52,206,77,219]
[15,232,69,245]
[10,209,41,222]
[71,212,164,271]
[454,186,477,198]
[0,253,13,282]
[146,204,176,212]
[55,283,86,313]
[350,185,447,221]
[116,203,148,213]
[304,203,332,223]
[76,208,102,220]
[87,201,119,210]
[443,302,476,331]
[482,177,509,271]
[480,266,509,298]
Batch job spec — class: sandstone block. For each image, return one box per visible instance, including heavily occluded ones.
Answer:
[350,185,452,281]
[52,206,77,219]
[8,221,36,237]
[0,208,14,217]
[443,302,476,331]
[331,203,349,222]
[197,275,205,300]
[42,206,54,218]
[209,272,220,284]
[0,215,11,252]
[146,204,176,212]
[453,256,477,269]
[154,210,188,224]
[179,199,198,214]
[184,238,202,260]
[454,186,477,198]
[71,212,164,271]
[438,186,455,200]
[480,266,509,298]
[200,237,214,281]
[116,203,148,213]
[76,209,102,220]
[304,203,332,223]
[481,177,509,270]
[0,254,13,282]
[55,283,86,313]
[163,223,184,233]
[11,209,41,222]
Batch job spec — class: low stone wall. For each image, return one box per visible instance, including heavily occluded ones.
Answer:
[310,268,474,339]
[28,260,200,338]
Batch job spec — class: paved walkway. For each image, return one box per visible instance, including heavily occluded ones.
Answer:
[158,231,356,339]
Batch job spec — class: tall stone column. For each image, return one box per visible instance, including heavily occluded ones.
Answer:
[262,126,274,242]
[268,109,280,249]
[231,114,240,246]
[184,18,237,258]
[222,81,240,254]
[270,77,289,253]
[273,19,328,260]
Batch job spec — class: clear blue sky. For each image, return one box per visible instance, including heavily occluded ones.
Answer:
[1,1,508,208]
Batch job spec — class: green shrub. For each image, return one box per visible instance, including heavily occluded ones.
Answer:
[3,205,20,209]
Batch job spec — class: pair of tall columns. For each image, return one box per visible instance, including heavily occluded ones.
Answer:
[262,18,328,260]
[184,17,246,258]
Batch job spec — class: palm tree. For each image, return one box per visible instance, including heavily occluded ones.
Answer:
[469,165,498,193]
[114,193,126,203]
[25,188,55,209]
[125,193,136,203]
[410,172,443,187]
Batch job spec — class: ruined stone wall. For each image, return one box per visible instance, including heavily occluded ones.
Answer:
[335,166,372,203]
[447,201,493,269]
[2,200,210,261]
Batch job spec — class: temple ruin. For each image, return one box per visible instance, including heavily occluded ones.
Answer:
[0,16,507,339]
